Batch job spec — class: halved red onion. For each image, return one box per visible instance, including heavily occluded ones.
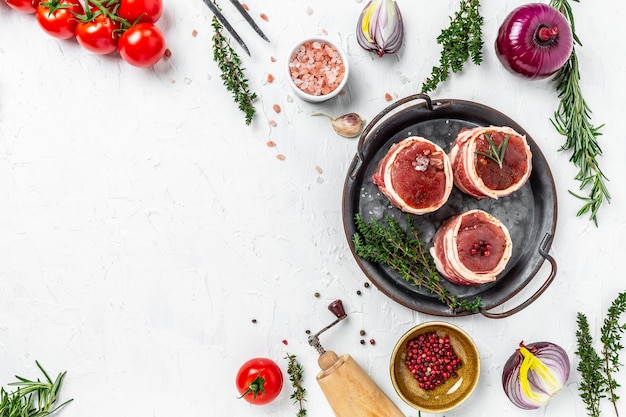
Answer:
[356,0,404,57]
[502,341,570,409]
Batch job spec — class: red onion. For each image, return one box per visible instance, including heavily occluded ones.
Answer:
[495,3,573,79]
[502,341,570,409]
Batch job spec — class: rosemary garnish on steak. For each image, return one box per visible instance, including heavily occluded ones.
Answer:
[475,133,509,169]
[352,214,482,313]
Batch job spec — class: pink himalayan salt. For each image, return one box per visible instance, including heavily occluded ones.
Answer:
[288,41,345,96]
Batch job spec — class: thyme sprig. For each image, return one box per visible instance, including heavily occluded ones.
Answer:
[0,361,72,417]
[475,133,509,169]
[576,291,626,417]
[211,10,257,125]
[285,354,306,417]
[352,214,481,313]
[421,0,484,94]
[576,312,606,417]
[549,0,609,226]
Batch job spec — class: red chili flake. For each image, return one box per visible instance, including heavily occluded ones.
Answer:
[276,154,286,161]
[241,3,249,11]
[272,104,281,113]
[385,92,393,101]
[260,12,269,21]
[269,120,277,127]
[282,339,288,345]
[266,73,275,83]
[266,140,276,147]
[315,165,323,174]
[270,56,277,63]
[191,29,198,37]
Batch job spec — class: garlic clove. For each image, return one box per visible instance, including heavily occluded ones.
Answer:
[312,112,365,138]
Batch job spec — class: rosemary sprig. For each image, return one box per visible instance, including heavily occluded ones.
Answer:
[352,214,481,313]
[475,133,509,169]
[0,361,72,417]
[211,11,257,125]
[421,0,484,94]
[549,0,609,226]
[576,291,626,417]
[285,354,307,417]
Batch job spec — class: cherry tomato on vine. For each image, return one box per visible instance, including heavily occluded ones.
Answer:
[118,23,166,67]
[36,0,83,39]
[117,0,162,24]
[4,0,40,13]
[75,8,120,55]
[235,358,283,405]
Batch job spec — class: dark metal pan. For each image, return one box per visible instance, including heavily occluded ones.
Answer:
[342,94,557,318]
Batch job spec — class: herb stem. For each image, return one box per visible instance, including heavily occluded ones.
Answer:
[352,214,481,313]
[421,0,484,94]
[211,9,257,125]
[549,0,609,226]
[285,354,307,417]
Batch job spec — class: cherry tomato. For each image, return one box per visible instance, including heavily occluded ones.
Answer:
[36,0,83,39]
[118,23,166,67]
[4,0,40,13]
[235,358,283,405]
[117,0,162,24]
[75,8,120,55]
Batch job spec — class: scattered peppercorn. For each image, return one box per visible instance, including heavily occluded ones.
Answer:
[314,292,320,298]
[356,290,362,296]
[360,339,365,345]
[252,319,257,323]
[364,282,370,288]
[282,339,289,345]
[359,329,366,336]
[369,339,376,345]
[305,329,311,334]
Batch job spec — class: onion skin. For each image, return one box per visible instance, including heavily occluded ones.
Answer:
[502,341,570,409]
[356,0,404,57]
[495,3,573,79]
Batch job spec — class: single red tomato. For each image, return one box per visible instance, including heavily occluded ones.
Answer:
[4,0,40,13]
[118,23,166,67]
[36,0,83,39]
[235,358,283,405]
[75,9,120,54]
[117,0,162,24]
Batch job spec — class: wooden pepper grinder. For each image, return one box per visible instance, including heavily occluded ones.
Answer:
[308,300,405,417]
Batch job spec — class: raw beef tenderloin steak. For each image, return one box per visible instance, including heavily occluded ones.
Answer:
[449,125,532,199]
[372,137,453,214]
[430,209,513,286]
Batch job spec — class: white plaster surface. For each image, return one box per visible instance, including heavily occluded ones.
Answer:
[1,0,625,416]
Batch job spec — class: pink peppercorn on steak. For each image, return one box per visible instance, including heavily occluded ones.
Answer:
[430,209,513,286]
[372,137,453,215]
[449,125,532,199]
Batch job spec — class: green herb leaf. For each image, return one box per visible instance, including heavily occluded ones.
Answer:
[549,0,609,226]
[352,214,481,313]
[285,354,307,417]
[0,361,72,417]
[474,133,509,169]
[211,12,257,125]
[421,0,484,94]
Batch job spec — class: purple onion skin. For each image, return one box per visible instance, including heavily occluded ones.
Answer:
[501,341,571,409]
[495,3,573,79]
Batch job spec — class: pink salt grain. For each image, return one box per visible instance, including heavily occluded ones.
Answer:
[288,41,345,97]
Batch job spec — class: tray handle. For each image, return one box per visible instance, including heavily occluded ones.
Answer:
[350,93,449,180]
[478,233,557,319]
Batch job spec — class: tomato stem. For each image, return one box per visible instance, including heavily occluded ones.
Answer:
[238,374,266,400]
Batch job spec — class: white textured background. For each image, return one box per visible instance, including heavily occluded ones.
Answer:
[1,0,625,416]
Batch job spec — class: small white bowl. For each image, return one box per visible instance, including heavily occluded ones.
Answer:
[286,37,349,103]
